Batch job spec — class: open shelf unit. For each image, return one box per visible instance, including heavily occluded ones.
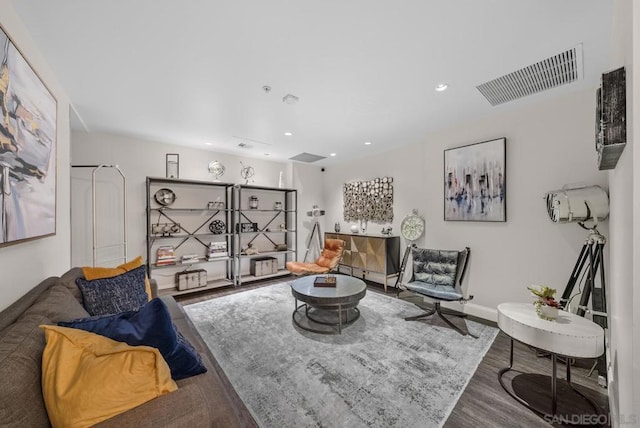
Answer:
[146,178,297,294]
[146,177,234,295]
[233,184,297,286]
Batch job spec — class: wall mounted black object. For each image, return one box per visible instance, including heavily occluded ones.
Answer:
[596,67,626,170]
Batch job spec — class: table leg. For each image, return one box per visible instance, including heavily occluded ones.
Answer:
[551,354,557,415]
[498,336,603,423]
[509,337,514,368]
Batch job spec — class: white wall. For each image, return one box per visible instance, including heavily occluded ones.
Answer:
[323,87,608,321]
[633,1,640,418]
[292,163,326,262]
[70,131,321,288]
[0,3,72,311]
[607,0,638,424]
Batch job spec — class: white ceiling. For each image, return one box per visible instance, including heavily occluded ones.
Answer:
[12,0,613,165]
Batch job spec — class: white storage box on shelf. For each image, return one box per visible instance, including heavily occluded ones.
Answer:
[176,269,208,291]
[250,257,278,277]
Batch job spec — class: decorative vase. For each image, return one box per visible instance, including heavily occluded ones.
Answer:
[334,222,340,232]
[249,195,259,209]
[536,304,559,321]
[360,219,368,235]
[350,224,359,233]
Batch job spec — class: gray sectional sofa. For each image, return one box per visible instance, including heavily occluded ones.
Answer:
[0,267,256,427]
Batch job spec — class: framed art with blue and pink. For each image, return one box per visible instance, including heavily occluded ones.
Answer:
[444,137,506,222]
[0,23,57,247]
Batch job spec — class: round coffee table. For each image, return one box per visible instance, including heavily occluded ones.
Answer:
[291,274,366,334]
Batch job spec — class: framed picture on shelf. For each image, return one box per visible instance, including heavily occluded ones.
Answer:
[444,137,506,222]
[237,222,258,233]
[0,24,57,247]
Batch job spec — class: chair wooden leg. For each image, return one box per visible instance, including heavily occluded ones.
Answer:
[404,307,436,321]
[439,307,468,318]
[434,303,478,338]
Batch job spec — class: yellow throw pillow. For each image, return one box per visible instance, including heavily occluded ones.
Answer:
[82,256,152,301]
[40,325,177,428]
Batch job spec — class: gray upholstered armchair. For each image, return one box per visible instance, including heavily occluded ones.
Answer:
[399,247,474,336]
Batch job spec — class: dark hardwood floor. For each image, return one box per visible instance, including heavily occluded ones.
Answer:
[175,276,610,428]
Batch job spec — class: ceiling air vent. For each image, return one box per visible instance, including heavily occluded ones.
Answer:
[228,136,271,150]
[476,45,583,106]
[289,152,326,163]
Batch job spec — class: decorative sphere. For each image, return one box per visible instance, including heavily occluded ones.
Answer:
[208,161,225,180]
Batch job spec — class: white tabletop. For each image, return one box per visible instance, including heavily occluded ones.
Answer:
[497,302,604,358]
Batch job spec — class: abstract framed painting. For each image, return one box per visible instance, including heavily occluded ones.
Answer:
[444,137,506,222]
[0,24,57,246]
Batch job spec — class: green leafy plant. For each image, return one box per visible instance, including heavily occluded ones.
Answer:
[528,285,559,306]
[528,285,560,320]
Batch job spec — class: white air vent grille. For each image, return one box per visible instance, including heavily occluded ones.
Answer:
[289,152,326,163]
[477,45,583,106]
[228,136,271,149]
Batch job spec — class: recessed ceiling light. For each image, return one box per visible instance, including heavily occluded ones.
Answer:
[330,153,337,157]
[205,142,213,146]
[435,83,448,92]
[364,141,372,145]
[284,132,293,136]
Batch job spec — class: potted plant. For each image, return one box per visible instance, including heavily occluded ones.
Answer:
[527,285,560,320]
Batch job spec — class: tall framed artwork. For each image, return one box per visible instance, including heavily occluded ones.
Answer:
[444,137,506,222]
[0,24,57,246]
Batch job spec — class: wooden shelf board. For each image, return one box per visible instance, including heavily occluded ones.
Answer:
[159,278,234,296]
[151,233,232,239]
[150,207,231,212]
[238,250,295,258]
[238,230,294,234]
[154,256,232,269]
[238,209,294,213]
[238,270,292,283]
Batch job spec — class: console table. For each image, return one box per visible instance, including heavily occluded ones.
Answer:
[497,302,604,419]
[325,232,400,292]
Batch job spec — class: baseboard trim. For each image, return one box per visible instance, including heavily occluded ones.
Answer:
[463,303,498,323]
[440,301,498,323]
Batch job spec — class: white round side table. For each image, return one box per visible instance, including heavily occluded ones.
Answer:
[497,302,605,419]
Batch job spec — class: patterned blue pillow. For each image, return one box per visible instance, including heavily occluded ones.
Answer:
[60,298,207,380]
[76,265,148,316]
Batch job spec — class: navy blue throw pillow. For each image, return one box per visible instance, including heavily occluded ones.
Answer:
[60,298,207,380]
[76,265,148,316]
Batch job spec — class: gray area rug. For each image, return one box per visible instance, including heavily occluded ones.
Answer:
[184,282,498,428]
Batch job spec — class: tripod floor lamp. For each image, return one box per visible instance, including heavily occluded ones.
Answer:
[545,184,609,387]
[303,205,325,262]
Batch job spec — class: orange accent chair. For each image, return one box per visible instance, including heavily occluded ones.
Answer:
[286,239,345,275]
